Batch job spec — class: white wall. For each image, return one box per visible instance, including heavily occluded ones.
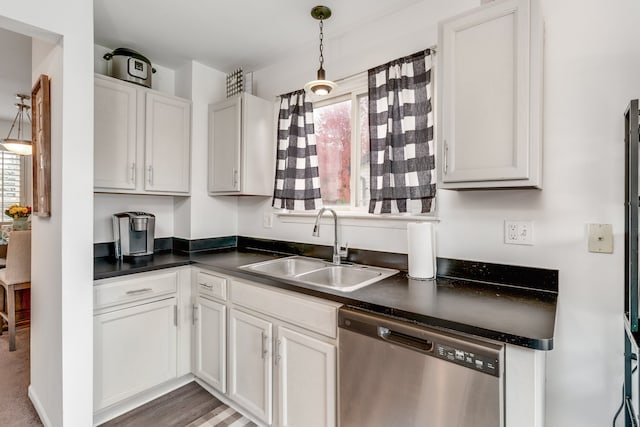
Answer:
[94,193,176,242]
[0,2,94,426]
[173,61,238,240]
[242,0,640,425]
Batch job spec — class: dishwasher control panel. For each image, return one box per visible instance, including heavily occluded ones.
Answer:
[435,343,499,376]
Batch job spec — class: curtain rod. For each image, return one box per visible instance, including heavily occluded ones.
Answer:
[332,44,437,84]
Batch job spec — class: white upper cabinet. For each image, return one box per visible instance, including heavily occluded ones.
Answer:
[209,93,274,196]
[94,76,138,190]
[438,0,543,189]
[94,74,191,195]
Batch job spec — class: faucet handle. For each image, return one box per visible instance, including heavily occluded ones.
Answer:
[339,242,349,258]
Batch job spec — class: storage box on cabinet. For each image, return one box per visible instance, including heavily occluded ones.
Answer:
[94,74,191,195]
[437,0,543,189]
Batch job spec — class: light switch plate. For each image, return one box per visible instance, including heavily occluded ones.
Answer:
[588,223,613,253]
[263,213,274,229]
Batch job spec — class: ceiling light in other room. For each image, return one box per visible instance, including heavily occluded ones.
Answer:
[304,5,337,96]
[1,94,32,156]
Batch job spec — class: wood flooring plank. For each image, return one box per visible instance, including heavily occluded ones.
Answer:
[100,382,224,427]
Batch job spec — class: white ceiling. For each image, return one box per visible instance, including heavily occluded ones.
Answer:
[0,1,425,121]
[0,27,31,122]
[93,0,423,73]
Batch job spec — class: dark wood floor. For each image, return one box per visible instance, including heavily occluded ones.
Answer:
[100,382,224,427]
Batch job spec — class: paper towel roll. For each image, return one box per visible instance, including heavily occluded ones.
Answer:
[407,222,436,280]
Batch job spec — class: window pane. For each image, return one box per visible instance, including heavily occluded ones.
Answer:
[314,100,352,206]
[0,152,22,216]
[358,95,370,208]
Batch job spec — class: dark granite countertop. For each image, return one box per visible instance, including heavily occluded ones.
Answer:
[94,252,192,280]
[94,248,557,351]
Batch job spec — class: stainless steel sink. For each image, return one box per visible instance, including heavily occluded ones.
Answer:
[242,256,326,276]
[239,256,398,292]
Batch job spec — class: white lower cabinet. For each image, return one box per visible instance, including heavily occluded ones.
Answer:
[94,297,178,411]
[194,295,226,393]
[229,308,274,425]
[93,267,192,420]
[277,325,336,427]
[228,279,340,427]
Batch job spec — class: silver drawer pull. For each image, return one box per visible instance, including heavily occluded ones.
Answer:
[125,288,153,295]
[199,282,214,290]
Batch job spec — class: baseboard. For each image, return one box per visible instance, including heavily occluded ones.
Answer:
[194,378,266,427]
[28,385,53,427]
[93,374,194,426]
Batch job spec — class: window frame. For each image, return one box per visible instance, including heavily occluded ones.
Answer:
[0,152,30,225]
[309,73,369,212]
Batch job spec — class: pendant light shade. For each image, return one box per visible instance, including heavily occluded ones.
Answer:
[304,6,337,96]
[1,94,32,156]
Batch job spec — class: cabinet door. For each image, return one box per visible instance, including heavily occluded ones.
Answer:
[277,326,336,427]
[229,308,273,425]
[209,96,241,193]
[145,92,191,193]
[94,76,137,190]
[194,296,226,393]
[439,0,542,188]
[94,297,177,410]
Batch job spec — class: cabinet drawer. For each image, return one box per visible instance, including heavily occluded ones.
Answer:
[94,270,178,309]
[231,281,339,339]
[196,271,228,301]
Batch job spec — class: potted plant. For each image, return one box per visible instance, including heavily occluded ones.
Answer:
[5,204,32,230]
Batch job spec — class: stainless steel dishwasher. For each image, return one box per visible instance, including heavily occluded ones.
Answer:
[339,307,504,427]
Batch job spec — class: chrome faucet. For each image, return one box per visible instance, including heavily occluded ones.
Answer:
[312,208,348,265]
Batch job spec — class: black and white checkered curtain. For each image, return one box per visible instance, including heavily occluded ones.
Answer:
[368,49,435,214]
[272,90,323,211]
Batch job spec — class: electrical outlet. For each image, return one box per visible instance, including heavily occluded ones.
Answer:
[587,223,613,253]
[504,220,533,245]
[263,213,273,229]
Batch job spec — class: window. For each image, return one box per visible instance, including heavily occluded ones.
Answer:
[0,151,27,219]
[312,74,369,209]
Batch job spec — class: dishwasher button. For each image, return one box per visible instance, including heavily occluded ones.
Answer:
[455,350,465,360]
[475,359,484,369]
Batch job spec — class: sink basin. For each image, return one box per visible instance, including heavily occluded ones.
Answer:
[240,256,326,276]
[295,265,385,292]
[239,256,398,292]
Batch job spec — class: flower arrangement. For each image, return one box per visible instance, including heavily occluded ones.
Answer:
[4,204,32,219]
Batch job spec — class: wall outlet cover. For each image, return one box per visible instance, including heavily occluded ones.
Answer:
[504,220,533,245]
[587,223,613,254]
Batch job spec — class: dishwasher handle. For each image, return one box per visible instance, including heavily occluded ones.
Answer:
[377,326,434,354]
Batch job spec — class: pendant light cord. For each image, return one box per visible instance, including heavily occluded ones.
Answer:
[318,17,325,70]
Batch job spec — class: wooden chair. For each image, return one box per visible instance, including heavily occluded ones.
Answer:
[0,230,31,351]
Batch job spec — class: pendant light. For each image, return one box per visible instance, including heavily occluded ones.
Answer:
[304,5,337,96]
[1,94,32,156]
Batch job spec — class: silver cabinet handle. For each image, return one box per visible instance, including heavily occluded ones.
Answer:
[125,288,152,295]
[174,305,178,327]
[443,140,449,174]
[192,304,198,326]
[147,165,153,185]
[232,169,239,188]
[275,339,282,365]
[261,331,268,359]
[199,282,214,290]
[130,163,136,184]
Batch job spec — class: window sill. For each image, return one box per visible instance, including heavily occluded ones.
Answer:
[275,210,439,229]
